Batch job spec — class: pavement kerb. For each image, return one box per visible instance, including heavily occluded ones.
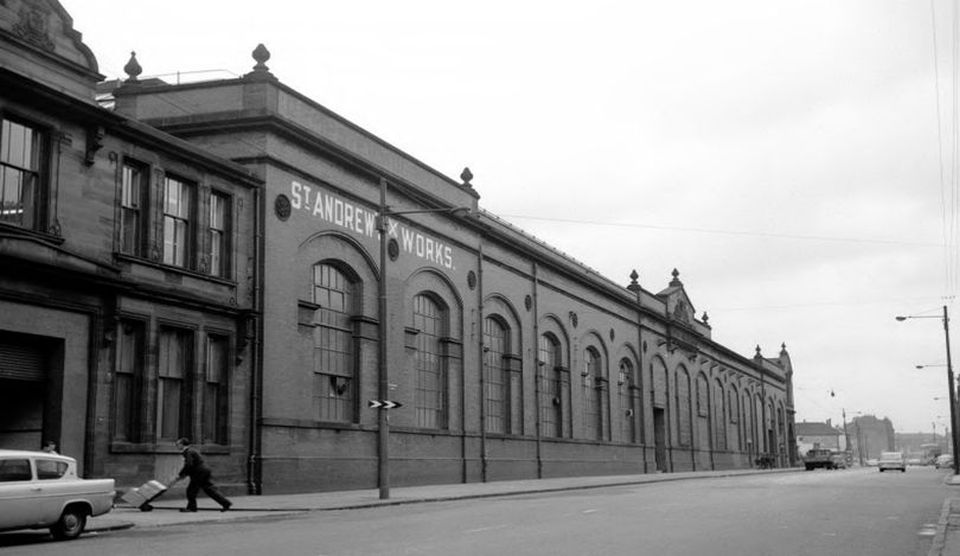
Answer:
[290,467,801,512]
[89,467,799,533]
[928,497,954,556]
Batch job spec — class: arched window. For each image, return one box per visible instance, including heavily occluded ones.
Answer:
[312,263,357,423]
[582,347,604,440]
[618,358,637,443]
[538,333,563,438]
[413,294,447,429]
[483,317,509,434]
[676,368,692,447]
[729,385,740,451]
[713,379,726,451]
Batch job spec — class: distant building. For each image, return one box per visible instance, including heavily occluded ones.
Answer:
[851,415,895,461]
[796,420,843,453]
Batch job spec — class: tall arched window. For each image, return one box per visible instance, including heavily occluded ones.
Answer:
[484,317,509,434]
[676,369,692,447]
[313,263,357,423]
[538,333,563,438]
[618,358,637,443]
[729,385,740,451]
[582,347,603,440]
[713,379,726,451]
[413,294,447,429]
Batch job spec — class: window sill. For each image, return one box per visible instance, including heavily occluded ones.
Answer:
[109,441,231,454]
[114,252,238,286]
[0,223,66,245]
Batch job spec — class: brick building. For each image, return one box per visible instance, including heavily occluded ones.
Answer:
[1,0,797,493]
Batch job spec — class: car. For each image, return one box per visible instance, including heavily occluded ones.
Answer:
[865,458,879,467]
[936,454,955,469]
[878,451,906,473]
[0,450,115,540]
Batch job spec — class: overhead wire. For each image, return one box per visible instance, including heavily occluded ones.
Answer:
[932,0,952,298]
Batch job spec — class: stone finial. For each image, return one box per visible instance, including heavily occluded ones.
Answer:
[460,167,474,187]
[669,268,682,287]
[755,345,762,356]
[701,311,709,324]
[252,44,271,71]
[245,44,277,82]
[627,269,641,293]
[124,51,142,82]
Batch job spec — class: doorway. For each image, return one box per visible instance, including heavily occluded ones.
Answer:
[0,331,63,451]
[654,407,668,472]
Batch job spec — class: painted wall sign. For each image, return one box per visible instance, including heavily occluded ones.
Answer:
[289,181,458,270]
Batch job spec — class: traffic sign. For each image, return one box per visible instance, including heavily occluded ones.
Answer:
[368,400,403,409]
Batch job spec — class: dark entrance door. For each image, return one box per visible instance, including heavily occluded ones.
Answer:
[654,407,668,472]
[0,331,61,450]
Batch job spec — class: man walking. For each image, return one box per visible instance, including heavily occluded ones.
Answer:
[175,437,232,512]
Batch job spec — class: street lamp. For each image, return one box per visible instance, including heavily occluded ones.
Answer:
[376,177,470,499]
[896,305,960,475]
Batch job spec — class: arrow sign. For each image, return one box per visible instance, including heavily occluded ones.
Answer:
[368,400,403,410]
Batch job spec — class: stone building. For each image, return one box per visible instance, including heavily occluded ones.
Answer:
[0,0,260,488]
[1,0,797,493]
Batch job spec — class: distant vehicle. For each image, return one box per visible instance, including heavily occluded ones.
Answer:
[922,443,943,465]
[804,448,844,470]
[936,454,955,469]
[906,458,923,466]
[878,451,906,473]
[0,450,115,540]
[865,458,879,467]
[830,452,848,469]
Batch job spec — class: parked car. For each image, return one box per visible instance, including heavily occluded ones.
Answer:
[936,454,955,469]
[0,450,115,540]
[878,451,906,473]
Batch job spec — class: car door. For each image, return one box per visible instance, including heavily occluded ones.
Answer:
[0,457,44,530]
[34,458,70,523]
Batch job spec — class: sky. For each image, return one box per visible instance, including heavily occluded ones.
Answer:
[59,0,960,435]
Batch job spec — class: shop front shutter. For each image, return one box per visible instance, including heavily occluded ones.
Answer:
[0,341,46,381]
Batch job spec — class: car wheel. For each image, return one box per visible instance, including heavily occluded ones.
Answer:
[879,468,884,472]
[50,507,87,540]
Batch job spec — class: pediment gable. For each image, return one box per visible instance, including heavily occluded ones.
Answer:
[656,269,696,325]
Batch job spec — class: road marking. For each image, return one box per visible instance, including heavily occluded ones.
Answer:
[581,509,599,514]
[464,524,509,534]
[918,523,938,537]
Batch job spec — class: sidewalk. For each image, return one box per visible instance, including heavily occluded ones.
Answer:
[929,475,960,556]
[88,468,796,532]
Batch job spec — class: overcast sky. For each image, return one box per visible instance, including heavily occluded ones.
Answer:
[61,0,960,435]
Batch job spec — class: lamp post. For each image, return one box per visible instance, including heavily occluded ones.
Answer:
[896,305,960,475]
[376,178,470,499]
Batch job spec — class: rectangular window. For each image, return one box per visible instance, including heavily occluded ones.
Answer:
[114,320,145,442]
[208,192,230,278]
[120,161,147,256]
[0,118,44,230]
[203,335,229,444]
[163,176,194,268]
[157,327,193,440]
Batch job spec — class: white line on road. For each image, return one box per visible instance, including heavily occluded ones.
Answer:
[464,524,510,534]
